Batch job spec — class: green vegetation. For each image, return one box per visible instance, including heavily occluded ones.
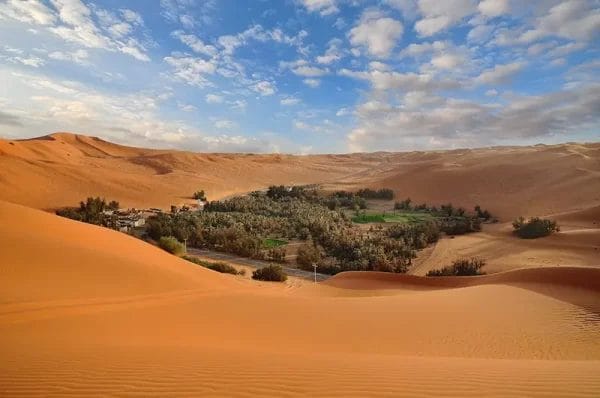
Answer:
[266,247,286,263]
[356,188,395,200]
[263,238,287,248]
[512,217,560,239]
[182,255,245,275]
[252,265,287,282]
[158,236,186,256]
[56,197,119,229]
[426,258,486,276]
[352,211,434,224]
[192,190,207,201]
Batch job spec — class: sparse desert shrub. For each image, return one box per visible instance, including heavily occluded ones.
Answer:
[252,265,287,282]
[182,255,244,275]
[426,258,486,276]
[158,236,185,256]
[512,217,559,239]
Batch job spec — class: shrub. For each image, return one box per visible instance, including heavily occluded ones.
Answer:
[512,217,559,239]
[158,236,185,256]
[394,198,412,210]
[252,265,288,282]
[356,188,395,200]
[296,243,322,270]
[426,258,486,276]
[267,247,286,263]
[182,255,244,275]
[192,190,206,201]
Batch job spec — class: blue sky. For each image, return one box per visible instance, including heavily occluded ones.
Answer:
[0,0,598,153]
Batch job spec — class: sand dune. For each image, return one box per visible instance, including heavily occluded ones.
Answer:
[1,133,599,220]
[1,200,600,396]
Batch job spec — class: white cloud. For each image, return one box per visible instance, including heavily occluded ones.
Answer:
[316,38,343,64]
[415,0,477,37]
[178,102,196,112]
[467,23,494,42]
[281,96,301,106]
[303,78,321,88]
[293,65,329,77]
[349,10,403,58]
[478,0,510,18]
[48,49,89,65]
[251,80,276,96]
[299,0,339,16]
[172,30,217,57]
[474,62,525,85]
[0,0,56,25]
[164,54,217,87]
[206,94,224,104]
[214,119,236,129]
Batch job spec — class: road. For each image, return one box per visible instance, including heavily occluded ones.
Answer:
[186,248,331,282]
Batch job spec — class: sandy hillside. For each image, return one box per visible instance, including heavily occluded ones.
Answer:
[1,200,600,397]
[1,133,599,219]
[0,133,377,210]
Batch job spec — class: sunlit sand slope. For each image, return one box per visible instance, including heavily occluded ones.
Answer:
[1,201,599,397]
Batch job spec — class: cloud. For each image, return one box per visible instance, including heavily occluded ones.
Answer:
[178,102,196,112]
[0,110,23,126]
[172,30,217,57]
[478,0,510,17]
[280,96,301,106]
[349,10,403,58]
[48,49,89,65]
[0,0,56,25]
[214,119,236,129]
[164,53,217,87]
[316,38,343,64]
[205,94,224,104]
[251,80,276,96]
[303,78,321,88]
[474,62,525,85]
[348,83,600,151]
[299,0,339,16]
[415,0,477,37]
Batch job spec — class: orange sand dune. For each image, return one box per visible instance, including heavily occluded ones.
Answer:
[1,133,599,220]
[1,201,600,397]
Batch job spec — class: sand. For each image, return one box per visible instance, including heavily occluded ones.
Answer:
[1,200,600,397]
[1,133,600,396]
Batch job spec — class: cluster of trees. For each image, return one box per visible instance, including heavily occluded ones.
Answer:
[356,188,395,200]
[326,191,367,211]
[267,247,286,263]
[252,265,287,282]
[56,197,120,228]
[512,217,559,239]
[426,258,486,276]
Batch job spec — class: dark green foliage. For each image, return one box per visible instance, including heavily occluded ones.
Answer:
[55,196,118,229]
[267,247,286,263]
[108,200,120,211]
[426,258,486,276]
[474,205,492,221]
[182,255,244,275]
[394,198,412,210]
[158,236,185,256]
[386,220,440,249]
[438,216,481,235]
[252,265,288,282]
[192,190,206,201]
[356,188,395,200]
[296,243,321,270]
[512,217,559,239]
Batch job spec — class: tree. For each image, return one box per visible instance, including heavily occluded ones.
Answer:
[108,200,120,211]
[193,190,206,201]
[158,236,185,256]
[427,258,486,276]
[296,243,321,270]
[512,217,559,239]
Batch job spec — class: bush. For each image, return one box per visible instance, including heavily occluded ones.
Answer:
[267,247,286,263]
[512,217,559,239]
[426,258,486,276]
[296,243,322,270]
[252,265,287,282]
[356,188,395,200]
[182,255,244,275]
[193,190,206,201]
[158,236,185,256]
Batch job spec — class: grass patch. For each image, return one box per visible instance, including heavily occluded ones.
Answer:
[263,238,287,248]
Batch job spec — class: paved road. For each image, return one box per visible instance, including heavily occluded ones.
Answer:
[187,248,331,282]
